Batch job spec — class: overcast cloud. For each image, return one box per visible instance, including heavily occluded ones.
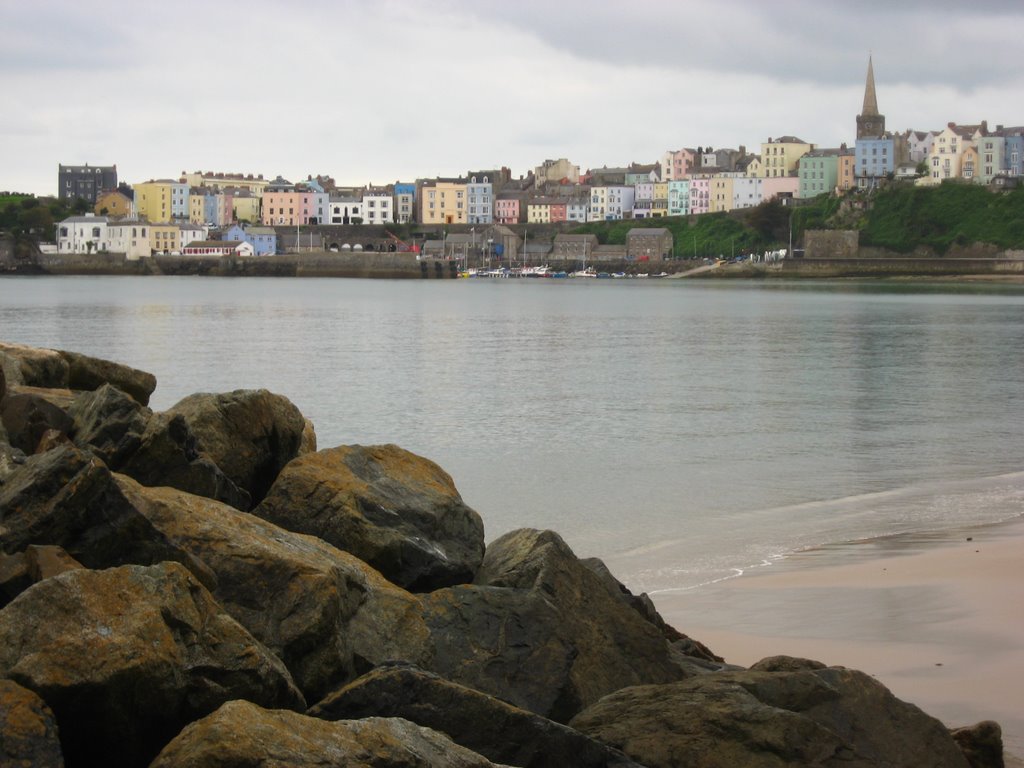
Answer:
[3,0,1024,195]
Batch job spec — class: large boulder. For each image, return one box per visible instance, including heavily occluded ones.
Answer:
[67,383,151,468]
[0,679,64,768]
[0,443,214,583]
[581,555,723,663]
[163,389,308,505]
[0,562,304,768]
[950,721,1004,768]
[255,444,485,591]
[0,342,68,389]
[311,662,643,768]
[424,528,685,722]
[114,475,431,704]
[57,348,156,406]
[150,699,500,768]
[0,393,74,454]
[569,656,972,768]
[118,411,252,509]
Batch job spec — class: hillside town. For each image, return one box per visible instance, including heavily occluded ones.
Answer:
[48,59,1024,261]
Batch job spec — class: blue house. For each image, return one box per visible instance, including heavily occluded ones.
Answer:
[224,224,277,256]
[854,135,895,189]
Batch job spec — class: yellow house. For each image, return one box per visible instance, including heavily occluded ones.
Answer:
[231,193,260,224]
[709,176,734,213]
[134,179,188,223]
[652,182,669,217]
[149,223,181,255]
[420,180,467,225]
[759,136,815,178]
[94,190,133,219]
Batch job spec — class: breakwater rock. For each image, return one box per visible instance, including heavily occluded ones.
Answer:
[0,341,1006,767]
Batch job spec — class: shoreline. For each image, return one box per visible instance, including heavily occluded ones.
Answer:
[655,515,1024,758]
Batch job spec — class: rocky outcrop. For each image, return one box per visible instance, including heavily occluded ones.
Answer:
[0,562,304,768]
[569,656,972,768]
[421,528,686,723]
[118,410,252,509]
[0,679,64,768]
[57,349,156,406]
[0,343,69,390]
[0,342,155,405]
[150,699,500,768]
[66,383,150,468]
[0,392,74,454]
[162,389,308,505]
[950,721,1005,768]
[310,662,642,768]
[255,444,485,591]
[113,475,431,704]
[0,444,214,582]
[0,341,1009,767]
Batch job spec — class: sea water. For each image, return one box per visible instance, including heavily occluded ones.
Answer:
[3,275,1023,594]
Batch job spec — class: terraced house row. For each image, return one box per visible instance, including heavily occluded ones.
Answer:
[54,58,1024,258]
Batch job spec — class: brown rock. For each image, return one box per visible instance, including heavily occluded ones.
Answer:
[311,663,643,768]
[0,443,216,584]
[0,551,30,608]
[950,721,1004,768]
[24,544,83,581]
[0,679,64,768]
[114,475,431,704]
[118,411,252,509]
[0,343,68,389]
[57,348,156,406]
[569,659,971,768]
[0,393,74,454]
[0,562,304,768]
[163,389,308,505]
[151,699,500,767]
[255,444,485,591]
[67,383,151,468]
[420,528,685,722]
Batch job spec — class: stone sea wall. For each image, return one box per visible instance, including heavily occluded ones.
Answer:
[0,340,1007,767]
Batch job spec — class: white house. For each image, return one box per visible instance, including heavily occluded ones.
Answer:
[329,196,363,225]
[106,220,151,260]
[56,214,109,254]
[362,191,394,225]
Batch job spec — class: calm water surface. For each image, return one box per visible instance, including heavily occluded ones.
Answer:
[3,275,1023,593]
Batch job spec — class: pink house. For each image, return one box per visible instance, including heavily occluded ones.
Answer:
[762,176,799,203]
[495,196,521,224]
[688,176,711,215]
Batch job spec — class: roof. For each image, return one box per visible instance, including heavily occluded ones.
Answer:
[628,228,671,236]
[184,240,245,248]
[60,215,109,224]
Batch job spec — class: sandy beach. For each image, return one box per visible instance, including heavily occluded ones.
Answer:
[654,517,1024,759]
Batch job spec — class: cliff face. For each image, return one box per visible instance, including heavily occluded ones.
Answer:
[0,341,1006,768]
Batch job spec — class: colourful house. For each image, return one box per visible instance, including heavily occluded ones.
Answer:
[420,180,467,225]
[495,195,521,224]
[94,189,133,219]
[799,149,841,198]
[667,180,690,216]
[134,179,189,223]
[688,176,711,215]
[759,137,814,178]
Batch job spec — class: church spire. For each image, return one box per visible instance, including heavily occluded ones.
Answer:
[856,55,885,139]
[862,55,879,116]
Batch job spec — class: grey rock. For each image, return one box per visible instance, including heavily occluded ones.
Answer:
[0,562,304,768]
[68,383,151,468]
[151,700,502,767]
[569,658,972,768]
[310,662,643,768]
[255,444,485,591]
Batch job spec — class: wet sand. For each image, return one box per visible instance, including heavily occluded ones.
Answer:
[654,517,1024,759]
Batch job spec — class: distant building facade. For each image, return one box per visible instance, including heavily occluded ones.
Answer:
[58,164,117,204]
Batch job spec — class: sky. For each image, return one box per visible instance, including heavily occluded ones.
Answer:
[3,0,1024,196]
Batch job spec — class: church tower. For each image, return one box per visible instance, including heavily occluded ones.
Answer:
[856,55,886,139]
